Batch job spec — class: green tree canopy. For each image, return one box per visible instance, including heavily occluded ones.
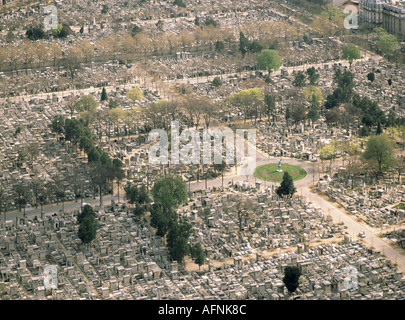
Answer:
[126,87,144,101]
[362,134,396,173]
[257,49,282,73]
[283,266,301,294]
[342,44,361,67]
[375,28,401,56]
[101,87,108,101]
[77,205,97,244]
[303,86,324,105]
[293,71,306,87]
[167,221,193,264]
[75,95,98,113]
[151,175,187,216]
[77,204,96,224]
[191,243,205,269]
[276,172,297,199]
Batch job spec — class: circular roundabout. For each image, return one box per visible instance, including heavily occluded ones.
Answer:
[253,163,307,183]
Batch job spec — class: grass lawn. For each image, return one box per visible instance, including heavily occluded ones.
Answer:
[254,163,307,183]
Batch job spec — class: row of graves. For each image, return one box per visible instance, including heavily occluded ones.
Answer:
[0,182,404,299]
[0,73,161,211]
[320,168,405,229]
[350,58,405,117]
[185,184,343,262]
[0,60,135,98]
[148,37,343,85]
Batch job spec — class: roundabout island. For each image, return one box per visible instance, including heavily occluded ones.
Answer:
[253,162,307,183]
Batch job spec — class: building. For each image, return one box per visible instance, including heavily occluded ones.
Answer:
[382,1,405,39]
[359,0,405,39]
[359,0,387,25]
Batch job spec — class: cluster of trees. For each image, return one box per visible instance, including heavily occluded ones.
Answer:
[26,24,73,41]
[310,4,347,37]
[320,131,398,180]
[224,88,264,123]
[374,27,401,58]
[1,17,303,75]
[239,32,264,58]
[149,176,205,267]
[77,204,97,245]
[51,112,125,207]
[53,93,143,141]
[124,183,150,217]
[144,96,215,130]
[324,69,355,110]
[293,67,320,87]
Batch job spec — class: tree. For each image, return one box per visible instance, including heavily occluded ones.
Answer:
[101,4,109,14]
[293,71,306,87]
[51,115,65,136]
[64,45,84,80]
[26,26,47,40]
[367,72,375,83]
[325,108,342,125]
[150,204,171,237]
[173,0,186,7]
[112,158,125,203]
[375,29,400,57]
[101,87,108,101]
[6,30,15,43]
[285,106,291,121]
[167,221,192,264]
[303,86,324,106]
[283,266,301,295]
[75,95,98,113]
[126,87,144,101]
[52,24,73,38]
[239,31,250,58]
[88,153,118,207]
[225,88,263,123]
[205,17,219,28]
[263,94,276,123]
[249,40,263,53]
[191,243,205,269]
[276,172,296,199]
[376,122,382,135]
[151,175,187,217]
[362,134,396,173]
[307,106,320,123]
[290,104,307,124]
[64,118,85,148]
[320,143,336,174]
[131,25,142,37]
[211,77,222,87]
[125,183,149,205]
[78,210,97,245]
[359,125,369,138]
[342,44,361,67]
[306,67,319,86]
[257,49,282,74]
[321,4,345,21]
[77,204,96,224]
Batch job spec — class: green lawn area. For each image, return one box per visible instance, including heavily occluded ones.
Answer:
[254,163,307,183]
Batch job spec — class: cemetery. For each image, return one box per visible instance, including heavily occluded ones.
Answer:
[0,0,404,301]
[0,181,404,300]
